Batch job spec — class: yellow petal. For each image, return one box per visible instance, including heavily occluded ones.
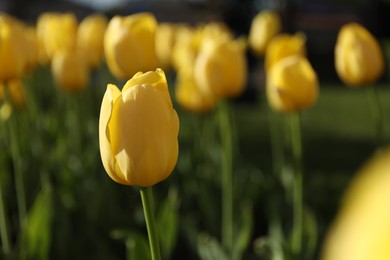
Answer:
[99,84,128,185]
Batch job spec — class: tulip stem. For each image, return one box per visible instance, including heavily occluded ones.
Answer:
[218,100,234,254]
[289,112,303,255]
[140,186,161,260]
[0,179,10,254]
[366,86,383,145]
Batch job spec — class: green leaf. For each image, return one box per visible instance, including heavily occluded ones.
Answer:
[126,233,151,260]
[20,185,53,260]
[197,233,228,260]
[157,188,179,259]
[232,201,253,260]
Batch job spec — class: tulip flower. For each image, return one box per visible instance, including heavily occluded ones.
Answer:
[0,14,27,81]
[99,68,179,187]
[51,50,89,92]
[155,23,177,70]
[265,33,306,72]
[249,10,281,56]
[194,36,247,99]
[335,22,384,87]
[267,55,318,113]
[175,68,217,113]
[104,13,158,80]
[321,148,390,260]
[39,12,78,61]
[172,25,197,71]
[77,14,108,69]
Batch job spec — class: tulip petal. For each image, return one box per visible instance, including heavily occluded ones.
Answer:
[99,84,128,185]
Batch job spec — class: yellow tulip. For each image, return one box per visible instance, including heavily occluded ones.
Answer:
[265,33,306,72]
[77,14,108,69]
[155,23,177,70]
[266,55,318,112]
[335,22,384,87]
[51,50,89,92]
[99,68,179,187]
[23,26,39,72]
[0,14,26,81]
[249,10,281,56]
[0,79,25,109]
[175,68,217,113]
[194,36,247,98]
[39,12,78,61]
[171,25,197,71]
[104,13,158,80]
[321,148,390,260]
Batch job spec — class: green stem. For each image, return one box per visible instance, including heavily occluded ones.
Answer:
[140,187,161,260]
[289,112,303,255]
[0,179,10,254]
[218,100,233,254]
[366,86,383,144]
[268,108,285,177]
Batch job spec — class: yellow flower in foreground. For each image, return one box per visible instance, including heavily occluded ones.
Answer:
[99,69,179,187]
[77,13,108,69]
[175,69,217,113]
[335,22,384,87]
[267,55,318,112]
[265,33,306,72]
[104,13,157,80]
[321,148,390,260]
[249,10,281,56]
[194,36,247,99]
[51,50,89,92]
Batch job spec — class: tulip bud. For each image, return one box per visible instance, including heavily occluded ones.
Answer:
[265,33,306,72]
[321,148,390,260]
[0,14,27,81]
[99,68,179,187]
[77,14,108,69]
[172,25,197,71]
[39,12,78,61]
[175,68,217,113]
[194,36,247,99]
[51,50,89,92]
[155,23,177,70]
[267,55,318,112]
[335,22,384,87]
[249,10,281,56]
[104,13,158,80]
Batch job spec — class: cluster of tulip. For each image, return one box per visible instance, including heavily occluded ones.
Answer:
[0,6,389,259]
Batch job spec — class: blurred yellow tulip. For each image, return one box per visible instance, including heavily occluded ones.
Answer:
[321,148,390,260]
[99,68,179,187]
[0,14,27,81]
[194,36,247,98]
[172,25,197,71]
[51,50,89,92]
[23,26,39,72]
[0,79,26,109]
[77,14,108,69]
[335,22,384,87]
[265,33,306,72]
[39,12,78,61]
[155,23,177,70]
[104,13,158,80]
[266,55,318,112]
[175,68,217,113]
[249,10,281,56]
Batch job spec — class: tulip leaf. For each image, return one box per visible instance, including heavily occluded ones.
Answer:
[20,184,53,260]
[232,201,253,260]
[110,229,151,260]
[157,188,179,259]
[197,233,228,260]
